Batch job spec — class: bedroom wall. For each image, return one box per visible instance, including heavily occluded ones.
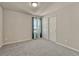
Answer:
[3,9,32,45]
[45,3,79,51]
[56,5,72,47]
[56,4,79,50]
[0,6,3,47]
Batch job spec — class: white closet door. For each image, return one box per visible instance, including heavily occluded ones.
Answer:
[49,17,56,42]
[42,17,49,39]
[0,6,3,47]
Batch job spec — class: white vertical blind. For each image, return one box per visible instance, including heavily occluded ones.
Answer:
[33,17,42,39]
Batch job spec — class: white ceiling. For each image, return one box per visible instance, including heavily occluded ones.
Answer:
[0,2,74,16]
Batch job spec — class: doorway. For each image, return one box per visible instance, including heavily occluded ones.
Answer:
[32,17,42,39]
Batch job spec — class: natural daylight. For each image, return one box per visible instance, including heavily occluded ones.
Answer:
[0,2,79,56]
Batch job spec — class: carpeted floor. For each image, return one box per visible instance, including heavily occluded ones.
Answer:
[0,39,79,56]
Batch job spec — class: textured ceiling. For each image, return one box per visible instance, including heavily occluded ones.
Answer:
[0,2,73,16]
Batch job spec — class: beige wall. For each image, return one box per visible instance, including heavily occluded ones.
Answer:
[56,5,79,50]
[45,3,79,51]
[3,9,32,45]
[0,6,3,47]
[56,6,72,45]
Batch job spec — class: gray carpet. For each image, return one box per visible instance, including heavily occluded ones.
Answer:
[0,39,79,56]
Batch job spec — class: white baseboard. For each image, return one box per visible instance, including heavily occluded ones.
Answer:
[3,39,32,46]
[55,42,79,53]
[43,38,79,53]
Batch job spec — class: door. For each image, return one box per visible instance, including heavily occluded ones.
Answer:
[49,17,56,42]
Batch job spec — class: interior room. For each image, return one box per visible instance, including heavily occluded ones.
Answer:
[0,2,79,56]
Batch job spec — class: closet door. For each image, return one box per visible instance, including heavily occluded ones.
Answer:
[49,17,56,42]
[0,6,3,47]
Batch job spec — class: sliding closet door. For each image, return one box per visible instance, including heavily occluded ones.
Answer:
[49,17,56,42]
[0,6,3,47]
